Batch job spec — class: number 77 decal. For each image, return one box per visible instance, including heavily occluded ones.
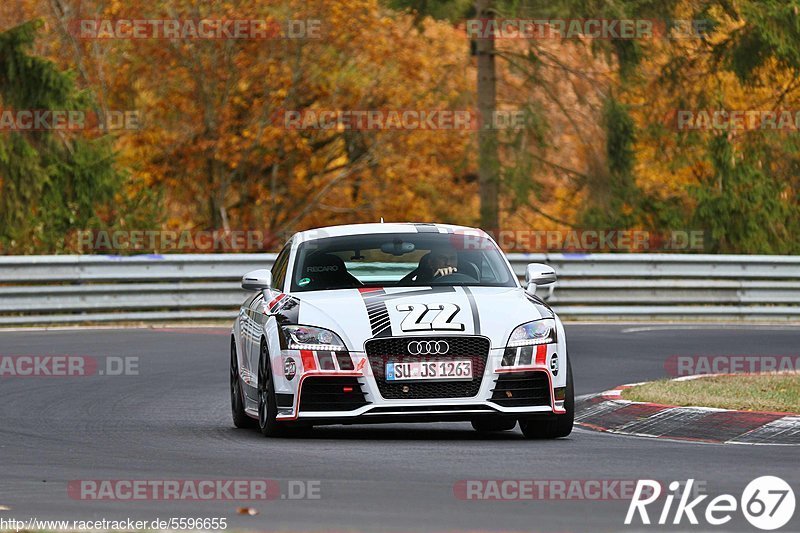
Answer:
[397,303,465,332]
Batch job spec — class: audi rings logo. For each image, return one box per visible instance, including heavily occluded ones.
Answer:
[407,340,450,355]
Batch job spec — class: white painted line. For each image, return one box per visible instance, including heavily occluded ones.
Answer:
[725,442,800,447]
[0,324,229,333]
[603,429,727,446]
[621,325,800,333]
[563,321,800,327]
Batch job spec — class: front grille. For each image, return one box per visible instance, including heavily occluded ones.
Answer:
[490,371,551,407]
[299,377,370,412]
[365,336,490,399]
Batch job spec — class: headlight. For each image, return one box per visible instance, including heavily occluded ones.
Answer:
[281,325,345,351]
[507,319,556,347]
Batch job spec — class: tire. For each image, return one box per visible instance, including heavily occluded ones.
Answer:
[471,419,517,432]
[257,339,292,437]
[519,359,574,439]
[231,338,256,429]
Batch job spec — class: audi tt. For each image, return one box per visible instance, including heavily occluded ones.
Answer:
[230,222,573,438]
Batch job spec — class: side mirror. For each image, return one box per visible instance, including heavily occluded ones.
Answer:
[525,263,556,295]
[241,269,273,291]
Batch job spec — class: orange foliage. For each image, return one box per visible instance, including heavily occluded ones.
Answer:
[1,0,613,247]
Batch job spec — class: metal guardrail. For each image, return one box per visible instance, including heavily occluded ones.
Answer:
[1,253,799,324]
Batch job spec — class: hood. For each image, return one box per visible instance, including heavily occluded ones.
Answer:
[290,286,554,351]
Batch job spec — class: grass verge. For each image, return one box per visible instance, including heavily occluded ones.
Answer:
[621,373,800,413]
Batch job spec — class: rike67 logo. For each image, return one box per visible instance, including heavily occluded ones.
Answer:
[626,477,795,530]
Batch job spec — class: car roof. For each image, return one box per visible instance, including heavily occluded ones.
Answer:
[292,222,487,244]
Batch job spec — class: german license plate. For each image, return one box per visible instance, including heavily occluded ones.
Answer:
[386,360,472,381]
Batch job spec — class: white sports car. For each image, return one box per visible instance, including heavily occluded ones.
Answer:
[230,223,573,438]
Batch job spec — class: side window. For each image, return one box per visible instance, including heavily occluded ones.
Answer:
[271,244,291,292]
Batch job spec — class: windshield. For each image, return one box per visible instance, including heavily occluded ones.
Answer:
[290,232,516,292]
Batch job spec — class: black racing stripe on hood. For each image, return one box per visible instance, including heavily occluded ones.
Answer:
[461,286,481,335]
[359,288,392,338]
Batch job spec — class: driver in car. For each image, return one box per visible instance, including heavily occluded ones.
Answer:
[416,246,459,282]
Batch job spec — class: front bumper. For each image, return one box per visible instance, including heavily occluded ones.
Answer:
[274,343,567,423]
[283,405,561,426]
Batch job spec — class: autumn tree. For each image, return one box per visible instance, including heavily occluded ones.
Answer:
[3,0,798,254]
[32,0,477,243]
[0,20,157,253]
[624,0,800,252]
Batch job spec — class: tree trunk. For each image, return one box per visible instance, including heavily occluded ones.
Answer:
[475,0,499,233]
[207,157,222,229]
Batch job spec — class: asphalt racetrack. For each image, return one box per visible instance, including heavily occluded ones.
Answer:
[1,324,798,532]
